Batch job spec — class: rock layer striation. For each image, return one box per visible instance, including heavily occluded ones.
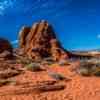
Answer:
[19,20,70,61]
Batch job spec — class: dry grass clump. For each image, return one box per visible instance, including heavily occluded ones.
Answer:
[25,63,44,72]
[16,56,33,65]
[78,67,91,76]
[78,61,100,76]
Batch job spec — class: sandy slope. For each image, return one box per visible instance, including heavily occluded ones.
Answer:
[0,62,100,100]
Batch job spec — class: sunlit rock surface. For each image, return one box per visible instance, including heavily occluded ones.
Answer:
[19,20,70,61]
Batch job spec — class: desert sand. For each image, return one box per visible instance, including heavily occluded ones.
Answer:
[0,61,100,100]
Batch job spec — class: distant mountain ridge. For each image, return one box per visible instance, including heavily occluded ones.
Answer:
[71,48,100,53]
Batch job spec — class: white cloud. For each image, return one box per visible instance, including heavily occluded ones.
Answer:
[97,34,100,39]
[0,0,16,15]
[11,40,18,45]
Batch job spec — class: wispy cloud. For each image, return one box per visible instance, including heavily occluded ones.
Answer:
[11,40,18,45]
[0,0,16,15]
[97,34,100,39]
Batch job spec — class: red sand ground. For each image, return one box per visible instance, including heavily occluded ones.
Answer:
[0,61,100,100]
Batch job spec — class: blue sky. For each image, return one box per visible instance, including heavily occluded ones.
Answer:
[0,0,99,50]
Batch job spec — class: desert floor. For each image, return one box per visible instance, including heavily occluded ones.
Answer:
[0,61,100,100]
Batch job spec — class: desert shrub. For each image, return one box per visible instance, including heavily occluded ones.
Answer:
[14,53,33,65]
[94,71,100,76]
[78,61,100,76]
[91,67,100,76]
[77,67,91,76]
[16,57,33,65]
[25,63,43,71]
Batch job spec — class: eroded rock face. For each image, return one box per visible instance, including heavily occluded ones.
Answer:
[19,20,70,61]
[19,26,30,48]
[0,38,13,60]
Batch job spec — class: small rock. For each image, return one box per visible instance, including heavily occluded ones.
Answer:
[48,71,70,81]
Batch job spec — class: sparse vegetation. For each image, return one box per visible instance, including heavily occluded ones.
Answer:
[77,67,91,76]
[16,56,33,65]
[78,61,100,76]
[91,67,100,76]
[25,63,43,72]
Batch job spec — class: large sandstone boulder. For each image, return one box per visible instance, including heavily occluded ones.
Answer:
[19,26,30,48]
[19,20,70,61]
[0,38,13,60]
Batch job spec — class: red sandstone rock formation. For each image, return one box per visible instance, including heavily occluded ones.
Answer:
[19,26,30,48]
[19,20,70,61]
[0,38,13,60]
[0,38,12,53]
